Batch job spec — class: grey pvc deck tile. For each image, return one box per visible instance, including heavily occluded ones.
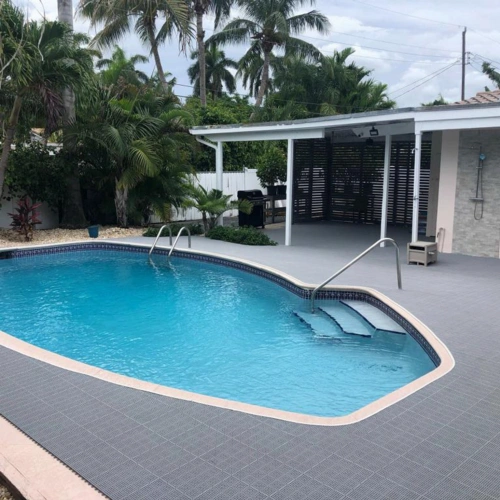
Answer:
[2,226,500,498]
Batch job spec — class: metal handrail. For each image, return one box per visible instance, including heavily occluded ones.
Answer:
[310,237,402,312]
[168,227,191,260]
[148,225,173,256]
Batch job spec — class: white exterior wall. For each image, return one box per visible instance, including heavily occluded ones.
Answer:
[166,169,263,222]
[435,130,460,253]
[0,193,59,229]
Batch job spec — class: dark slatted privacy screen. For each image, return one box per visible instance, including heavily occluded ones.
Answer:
[293,139,431,225]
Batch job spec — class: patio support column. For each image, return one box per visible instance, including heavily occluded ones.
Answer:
[380,134,392,247]
[216,141,224,226]
[285,138,294,246]
[412,131,422,242]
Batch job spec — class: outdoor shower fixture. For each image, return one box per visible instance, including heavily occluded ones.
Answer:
[470,148,485,220]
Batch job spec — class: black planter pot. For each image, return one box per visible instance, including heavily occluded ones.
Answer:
[266,185,278,196]
[276,185,287,196]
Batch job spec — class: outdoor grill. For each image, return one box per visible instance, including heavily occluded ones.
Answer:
[237,189,268,228]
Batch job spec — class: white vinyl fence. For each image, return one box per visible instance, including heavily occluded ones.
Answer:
[0,169,265,228]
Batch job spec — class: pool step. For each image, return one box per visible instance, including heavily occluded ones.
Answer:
[294,311,346,339]
[341,300,406,334]
[319,303,373,338]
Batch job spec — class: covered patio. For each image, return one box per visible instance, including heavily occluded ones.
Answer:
[190,103,500,251]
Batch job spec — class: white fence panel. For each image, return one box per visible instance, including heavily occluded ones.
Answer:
[169,169,263,222]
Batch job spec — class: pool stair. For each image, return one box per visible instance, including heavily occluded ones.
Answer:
[340,300,406,334]
[294,301,407,339]
[293,311,346,339]
[319,303,373,337]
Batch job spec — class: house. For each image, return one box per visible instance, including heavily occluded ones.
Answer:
[190,97,500,258]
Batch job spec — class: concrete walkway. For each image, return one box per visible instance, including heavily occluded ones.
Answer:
[2,223,500,499]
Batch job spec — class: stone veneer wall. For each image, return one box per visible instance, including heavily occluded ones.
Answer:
[452,128,500,258]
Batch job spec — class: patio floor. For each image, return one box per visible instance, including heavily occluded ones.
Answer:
[2,222,500,499]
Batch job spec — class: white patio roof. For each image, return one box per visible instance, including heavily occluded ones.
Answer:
[189,102,500,142]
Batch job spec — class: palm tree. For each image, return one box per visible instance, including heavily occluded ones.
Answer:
[189,0,234,107]
[0,3,95,199]
[70,87,194,226]
[188,45,238,99]
[97,46,150,87]
[482,62,500,88]
[184,185,251,232]
[208,0,330,110]
[79,0,189,90]
[269,48,395,117]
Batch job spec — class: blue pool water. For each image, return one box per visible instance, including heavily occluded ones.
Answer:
[0,250,435,417]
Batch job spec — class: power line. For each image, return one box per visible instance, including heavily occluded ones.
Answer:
[388,62,460,97]
[288,32,456,59]
[324,29,459,55]
[390,63,459,100]
[204,26,456,64]
[469,29,500,48]
[346,0,463,28]
[472,53,500,68]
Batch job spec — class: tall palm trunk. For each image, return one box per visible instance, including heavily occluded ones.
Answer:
[145,21,168,91]
[58,0,87,228]
[195,7,207,107]
[115,179,129,227]
[254,50,271,108]
[0,95,23,197]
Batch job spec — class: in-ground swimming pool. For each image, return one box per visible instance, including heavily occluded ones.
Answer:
[0,247,437,417]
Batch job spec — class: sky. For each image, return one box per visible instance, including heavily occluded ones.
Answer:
[20,0,500,109]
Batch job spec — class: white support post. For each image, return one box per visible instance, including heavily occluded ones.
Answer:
[215,141,224,226]
[380,134,392,247]
[411,131,422,242]
[285,138,294,246]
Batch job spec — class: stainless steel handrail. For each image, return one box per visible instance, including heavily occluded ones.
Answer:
[168,227,191,260]
[310,237,402,312]
[148,225,173,256]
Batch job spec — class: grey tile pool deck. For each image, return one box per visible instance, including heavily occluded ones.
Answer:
[2,222,500,499]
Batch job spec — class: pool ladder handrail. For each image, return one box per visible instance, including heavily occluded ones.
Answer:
[168,227,191,260]
[148,225,173,256]
[310,237,402,313]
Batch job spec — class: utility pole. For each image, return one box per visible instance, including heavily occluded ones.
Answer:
[461,26,467,101]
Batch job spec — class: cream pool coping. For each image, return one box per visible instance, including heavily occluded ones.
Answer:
[0,240,455,498]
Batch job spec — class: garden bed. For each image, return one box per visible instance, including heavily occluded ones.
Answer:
[0,227,144,248]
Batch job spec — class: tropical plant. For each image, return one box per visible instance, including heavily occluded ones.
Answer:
[143,222,203,236]
[188,0,234,106]
[97,47,150,88]
[4,143,69,212]
[208,0,330,111]
[0,2,96,200]
[482,62,500,89]
[421,95,448,106]
[255,143,287,187]
[188,45,238,99]
[8,196,42,241]
[184,185,252,232]
[206,225,277,245]
[69,86,194,227]
[80,0,190,90]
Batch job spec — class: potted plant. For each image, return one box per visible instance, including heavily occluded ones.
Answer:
[256,144,287,196]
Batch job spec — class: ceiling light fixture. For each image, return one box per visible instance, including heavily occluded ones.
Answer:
[369,126,379,137]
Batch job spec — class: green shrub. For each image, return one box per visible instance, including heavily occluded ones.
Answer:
[143,222,204,237]
[206,226,278,246]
